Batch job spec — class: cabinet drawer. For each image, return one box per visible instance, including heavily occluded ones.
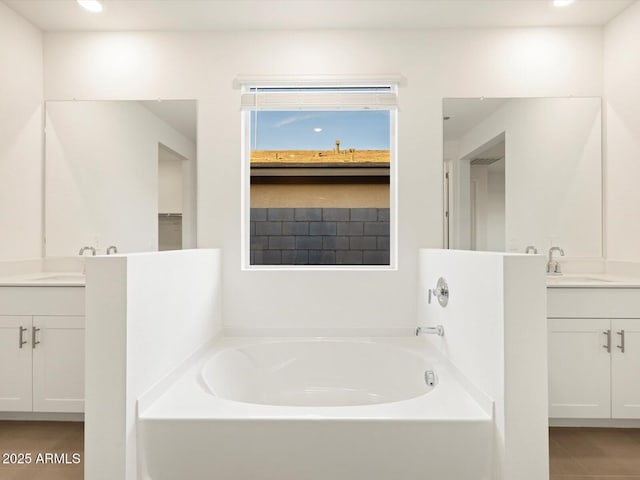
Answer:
[548,288,640,318]
[0,287,85,316]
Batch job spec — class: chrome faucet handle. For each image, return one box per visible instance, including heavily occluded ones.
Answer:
[553,262,563,274]
[547,246,565,274]
[428,277,449,307]
[548,246,565,257]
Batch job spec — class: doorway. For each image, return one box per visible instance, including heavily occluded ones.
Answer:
[158,144,188,251]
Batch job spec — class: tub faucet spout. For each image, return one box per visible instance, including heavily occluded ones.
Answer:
[416,325,445,337]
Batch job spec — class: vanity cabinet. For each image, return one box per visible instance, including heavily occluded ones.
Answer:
[0,315,84,412]
[0,316,33,411]
[32,316,85,412]
[548,318,611,418]
[547,287,640,420]
[0,287,85,413]
[611,319,640,418]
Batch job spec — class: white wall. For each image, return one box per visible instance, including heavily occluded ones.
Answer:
[604,1,640,262]
[0,3,43,261]
[45,101,196,255]
[451,98,602,257]
[43,28,603,330]
[84,249,223,480]
[418,249,548,480]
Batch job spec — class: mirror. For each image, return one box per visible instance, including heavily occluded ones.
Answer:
[45,100,197,256]
[443,97,602,258]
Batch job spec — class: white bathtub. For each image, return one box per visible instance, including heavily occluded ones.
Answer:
[139,337,493,480]
[201,340,436,407]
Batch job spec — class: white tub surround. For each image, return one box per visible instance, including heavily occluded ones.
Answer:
[139,337,492,480]
[84,249,223,480]
[418,249,549,480]
[87,248,545,480]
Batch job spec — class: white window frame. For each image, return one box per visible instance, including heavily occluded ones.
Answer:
[240,82,398,271]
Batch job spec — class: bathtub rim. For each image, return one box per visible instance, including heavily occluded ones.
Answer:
[138,335,493,422]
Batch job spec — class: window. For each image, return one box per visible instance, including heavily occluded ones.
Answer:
[242,85,397,268]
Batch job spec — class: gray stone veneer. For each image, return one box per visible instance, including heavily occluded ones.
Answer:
[250,208,390,265]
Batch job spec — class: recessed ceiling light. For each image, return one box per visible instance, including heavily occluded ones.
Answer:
[553,0,575,7]
[77,0,103,13]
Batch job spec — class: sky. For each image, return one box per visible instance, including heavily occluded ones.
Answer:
[251,110,390,150]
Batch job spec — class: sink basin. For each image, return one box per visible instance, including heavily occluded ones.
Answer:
[0,272,86,286]
[546,275,618,285]
[10,272,86,285]
[30,273,86,282]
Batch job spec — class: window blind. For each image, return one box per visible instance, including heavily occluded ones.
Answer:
[240,88,398,111]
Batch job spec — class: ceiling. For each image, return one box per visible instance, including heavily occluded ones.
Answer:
[4,0,634,32]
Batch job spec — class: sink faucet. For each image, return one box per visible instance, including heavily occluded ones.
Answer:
[547,247,565,275]
[78,246,96,256]
[525,246,538,254]
[106,246,118,255]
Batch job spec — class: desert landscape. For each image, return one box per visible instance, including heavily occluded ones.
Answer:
[251,141,389,166]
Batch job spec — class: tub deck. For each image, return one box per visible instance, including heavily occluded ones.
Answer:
[138,337,493,480]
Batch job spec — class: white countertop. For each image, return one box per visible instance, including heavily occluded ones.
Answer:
[546,273,640,288]
[0,272,86,287]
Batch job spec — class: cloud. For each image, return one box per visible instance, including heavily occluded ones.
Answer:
[273,113,324,128]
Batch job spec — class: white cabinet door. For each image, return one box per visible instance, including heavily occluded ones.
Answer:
[32,316,85,413]
[548,318,611,418]
[0,316,33,411]
[612,319,640,419]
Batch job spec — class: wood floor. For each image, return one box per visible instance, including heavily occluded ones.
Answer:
[550,427,640,480]
[0,421,83,480]
[0,422,639,479]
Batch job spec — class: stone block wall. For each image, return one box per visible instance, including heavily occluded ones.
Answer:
[250,208,390,265]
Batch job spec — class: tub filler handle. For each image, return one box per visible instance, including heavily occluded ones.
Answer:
[424,370,437,387]
[428,277,449,307]
[416,325,445,337]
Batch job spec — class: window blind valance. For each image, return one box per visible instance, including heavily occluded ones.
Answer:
[240,89,398,111]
